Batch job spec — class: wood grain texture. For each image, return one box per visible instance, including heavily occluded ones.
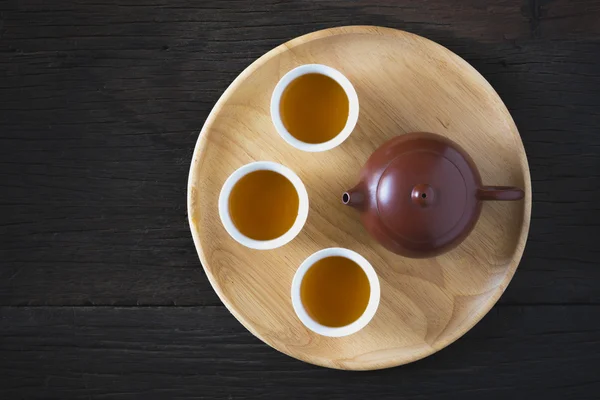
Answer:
[1,0,599,307]
[1,306,599,400]
[0,0,599,393]
[187,26,531,369]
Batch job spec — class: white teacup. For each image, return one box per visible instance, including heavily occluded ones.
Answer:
[218,161,309,250]
[270,64,359,152]
[291,247,380,337]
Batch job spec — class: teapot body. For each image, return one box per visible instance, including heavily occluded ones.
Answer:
[343,132,523,258]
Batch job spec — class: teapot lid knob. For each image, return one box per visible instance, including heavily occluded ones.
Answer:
[411,184,435,207]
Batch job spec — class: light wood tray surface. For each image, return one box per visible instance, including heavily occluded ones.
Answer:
[188,26,531,370]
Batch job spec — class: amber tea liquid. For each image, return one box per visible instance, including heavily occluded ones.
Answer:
[280,73,349,144]
[300,256,370,327]
[228,170,299,241]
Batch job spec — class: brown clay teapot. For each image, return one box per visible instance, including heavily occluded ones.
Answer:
[343,132,524,258]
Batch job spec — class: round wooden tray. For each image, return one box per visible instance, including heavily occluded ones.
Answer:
[187,26,531,370]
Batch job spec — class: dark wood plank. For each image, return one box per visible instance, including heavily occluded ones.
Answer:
[1,305,599,399]
[1,0,599,306]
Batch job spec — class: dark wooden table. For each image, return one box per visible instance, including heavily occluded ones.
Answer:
[1,1,599,398]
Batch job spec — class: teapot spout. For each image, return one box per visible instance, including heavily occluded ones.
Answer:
[342,185,365,210]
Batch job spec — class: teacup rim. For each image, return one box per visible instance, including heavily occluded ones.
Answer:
[270,63,359,153]
[291,247,381,337]
[218,161,309,250]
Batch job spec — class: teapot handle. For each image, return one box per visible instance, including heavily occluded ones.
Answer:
[477,186,524,201]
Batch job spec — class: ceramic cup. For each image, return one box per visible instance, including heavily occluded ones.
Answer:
[270,64,359,152]
[291,247,380,337]
[218,161,309,250]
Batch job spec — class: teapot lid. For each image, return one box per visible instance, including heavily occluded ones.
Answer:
[374,133,482,256]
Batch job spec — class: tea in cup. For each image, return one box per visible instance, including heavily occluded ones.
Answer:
[271,64,359,152]
[219,161,309,250]
[291,248,380,337]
